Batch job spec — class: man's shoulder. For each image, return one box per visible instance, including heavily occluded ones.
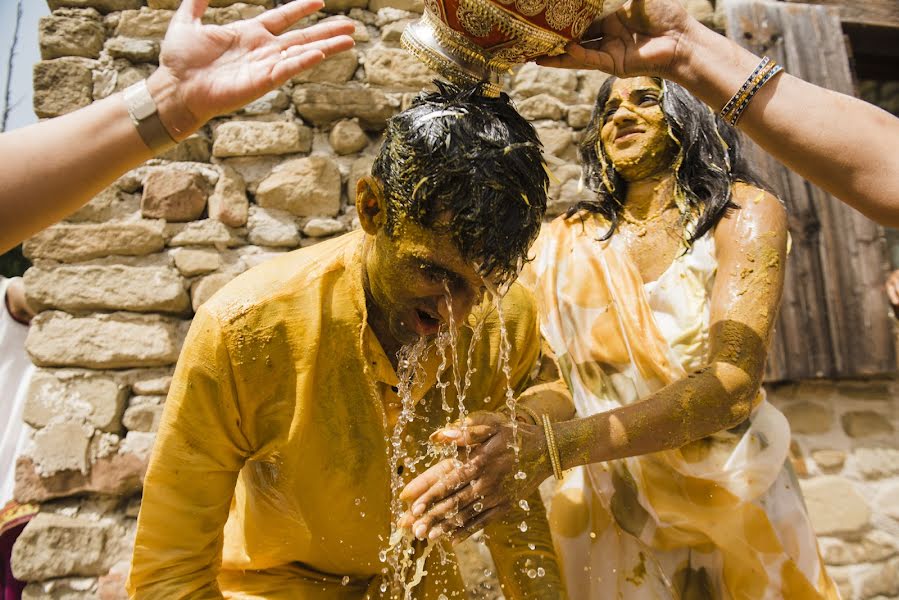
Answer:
[201,230,363,328]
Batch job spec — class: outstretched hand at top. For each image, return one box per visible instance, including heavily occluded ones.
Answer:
[536,0,693,79]
[153,0,355,136]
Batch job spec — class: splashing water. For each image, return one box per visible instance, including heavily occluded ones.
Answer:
[380,278,529,598]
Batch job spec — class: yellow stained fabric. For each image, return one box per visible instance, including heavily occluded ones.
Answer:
[128,230,561,599]
[527,214,839,600]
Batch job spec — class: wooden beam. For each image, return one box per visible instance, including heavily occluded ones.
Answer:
[782,0,899,29]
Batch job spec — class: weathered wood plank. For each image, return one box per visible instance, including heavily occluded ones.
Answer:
[782,0,899,29]
[724,1,896,381]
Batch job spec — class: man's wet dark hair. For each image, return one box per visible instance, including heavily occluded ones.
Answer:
[574,77,770,245]
[372,81,548,289]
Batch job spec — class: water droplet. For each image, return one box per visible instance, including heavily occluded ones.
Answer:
[518,521,528,532]
[473,502,483,512]
[527,569,537,579]
[438,595,448,600]
[354,498,361,506]
[380,582,388,592]
[589,531,597,539]
[341,576,350,586]
[528,543,535,550]
[379,550,387,562]
[483,569,493,578]
[514,471,527,480]
[537,567,545,577]
[518,499,529,511]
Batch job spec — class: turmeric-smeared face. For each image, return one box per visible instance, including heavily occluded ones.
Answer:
[598,77,677,182]
[357,177,486,346]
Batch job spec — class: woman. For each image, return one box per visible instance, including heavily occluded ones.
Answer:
[400,76,839,598]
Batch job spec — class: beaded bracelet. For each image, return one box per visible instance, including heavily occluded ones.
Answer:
[720,56,785,127]
[541,413,564,480]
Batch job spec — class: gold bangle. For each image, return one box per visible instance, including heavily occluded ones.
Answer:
[542,414,564,480]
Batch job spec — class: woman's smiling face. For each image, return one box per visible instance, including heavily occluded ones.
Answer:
[598,77,677,182]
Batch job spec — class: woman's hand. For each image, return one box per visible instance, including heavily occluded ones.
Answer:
[151,0,356,136]
[536,0,694,79]
[399,411,553,543]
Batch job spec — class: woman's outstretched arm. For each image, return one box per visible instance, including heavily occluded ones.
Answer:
[0,0,354,254]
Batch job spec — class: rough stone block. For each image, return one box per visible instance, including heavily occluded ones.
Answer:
[12,514,111,580]
[293,49,359,84]
[800,476,871,536]
[241,90,290,115]
[208,165,249,227]
[25,265,189,314]
[104,36,160,62]
[14,433,151,503]
[329,119,369,155]
[33,58,94,118]
[859,556,899,598]
[220,156,279,194]
[23,577,99,599]
[202,4,266,24]
[842,410,894,438]
[876,481,899,521]
[349,155,375,202]
[513,62,577,100]
[855,447,899,480]
[369,0,423,12]
[518,93,566,121]
[364,46,433,88]
[256,156,342,217]
[212,121,311,158]
[567,104,594,129]
[546,164,582,217]
[132,375,172,396]
[122,402,164,433]
[141,170,209,222]
[166,219,237,247]
[24,222,165,262]
[26,312,184,369]
[810,449,845,472]
[66,186,140,223]
[48,0,141,12]
[782,401,834,434]
[30,421,94,476]
[191,272,241,311]
[157,134,211,162]
[24,370,127,433]
[172,247,221,276]
[292,84,399,129]
[323,0,369,13]
[820,530,899,566]
[303,217,346,238]
[39,14,105,60]
[247,206,300,248]
[149,0,272,7]
[380,19,413,43]
[577,70,611,104]
[114,8,173,39]
[535,123,575,161]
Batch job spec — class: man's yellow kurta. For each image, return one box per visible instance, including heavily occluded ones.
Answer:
[128,230,560,599]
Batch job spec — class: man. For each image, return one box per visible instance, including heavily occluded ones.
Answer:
[128,83,564,599]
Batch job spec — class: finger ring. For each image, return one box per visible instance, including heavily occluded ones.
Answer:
[280,49,288,60]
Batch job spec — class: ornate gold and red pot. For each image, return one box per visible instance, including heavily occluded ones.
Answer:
[401,0,628,96]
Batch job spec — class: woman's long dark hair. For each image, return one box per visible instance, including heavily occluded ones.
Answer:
[572,77,770,245]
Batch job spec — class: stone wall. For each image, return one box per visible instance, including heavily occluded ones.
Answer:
[12,1,898,599]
